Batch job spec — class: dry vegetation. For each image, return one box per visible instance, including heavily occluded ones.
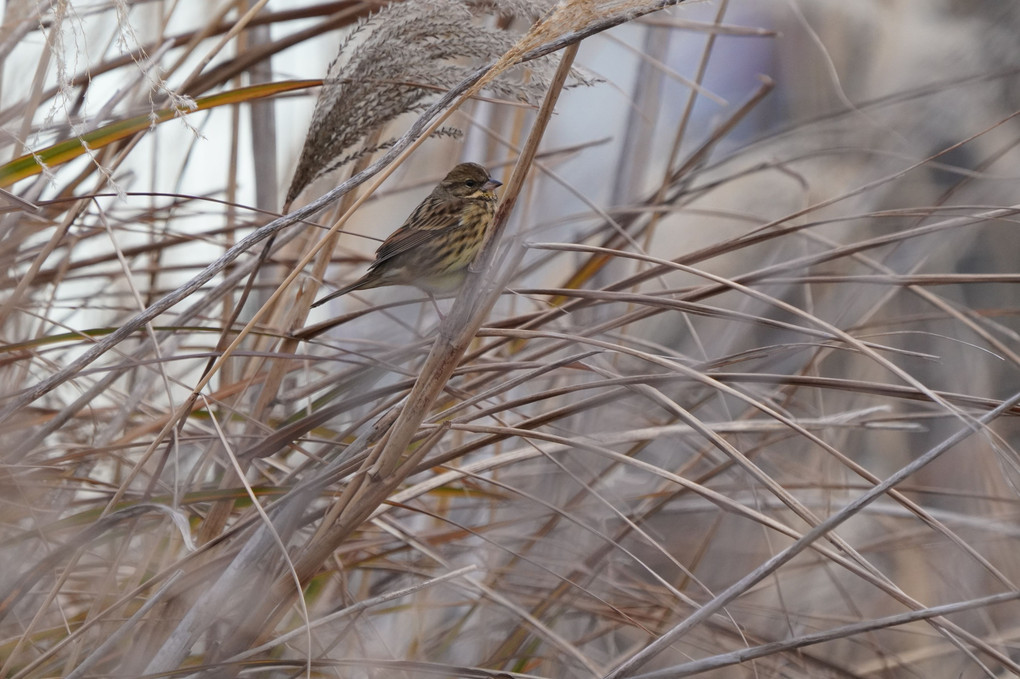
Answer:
[1,1,1019,678]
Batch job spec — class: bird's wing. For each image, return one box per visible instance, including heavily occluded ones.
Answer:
[371,197,466,266]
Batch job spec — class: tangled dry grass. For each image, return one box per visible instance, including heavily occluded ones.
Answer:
[0,1,1018,678]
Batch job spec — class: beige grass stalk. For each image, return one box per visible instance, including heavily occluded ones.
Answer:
[213,42,582,669]
[0,0,688,427]
[194,139,385,545]
[606,390,1020,677]
[137,6,656,663]
[18,4,1019,677]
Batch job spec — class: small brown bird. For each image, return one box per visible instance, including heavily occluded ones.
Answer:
[312,162,501,309]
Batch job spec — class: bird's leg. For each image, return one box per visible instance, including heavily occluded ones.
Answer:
[468,257,489,274]
[425,291,445,321]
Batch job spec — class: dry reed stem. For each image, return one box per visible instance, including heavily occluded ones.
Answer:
[4,3,1020,677]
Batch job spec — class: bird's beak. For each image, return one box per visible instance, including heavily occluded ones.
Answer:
[482,178,502,192]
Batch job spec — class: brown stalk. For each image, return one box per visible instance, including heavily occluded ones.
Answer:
[0,0,691,428]
[200,42,582,671]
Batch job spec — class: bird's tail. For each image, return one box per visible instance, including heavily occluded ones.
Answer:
[311,270,383,308]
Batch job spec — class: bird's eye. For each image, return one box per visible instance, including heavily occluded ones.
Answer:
[464,179,478,188]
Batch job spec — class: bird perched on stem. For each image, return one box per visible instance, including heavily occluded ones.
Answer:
[312,162,502,310]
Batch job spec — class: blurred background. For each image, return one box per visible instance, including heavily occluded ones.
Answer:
[1,1,1018,677]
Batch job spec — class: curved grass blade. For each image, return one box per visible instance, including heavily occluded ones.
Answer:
[0,80,321,188]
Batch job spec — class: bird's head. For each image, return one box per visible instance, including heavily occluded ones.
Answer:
[439,162,502,200]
